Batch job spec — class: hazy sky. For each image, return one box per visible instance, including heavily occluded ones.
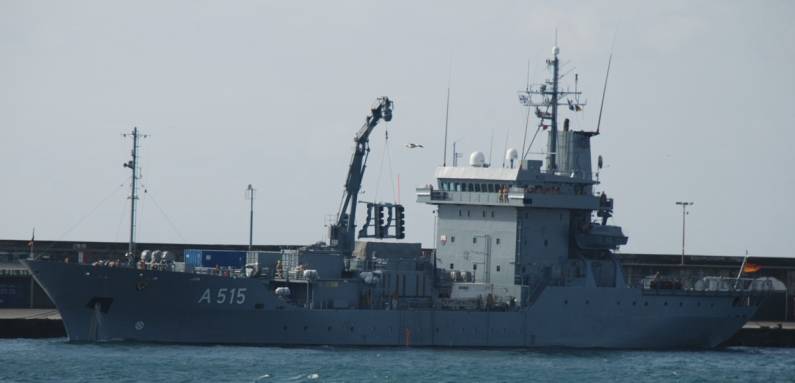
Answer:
[2,1,793,258]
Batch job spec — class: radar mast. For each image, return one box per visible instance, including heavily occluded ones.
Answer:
[518,44,587,173]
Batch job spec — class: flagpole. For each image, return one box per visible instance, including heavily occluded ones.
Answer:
[735,250,749,289]
[28,228,35,260]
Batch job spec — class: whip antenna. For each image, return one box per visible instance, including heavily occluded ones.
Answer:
[596,53,613,135]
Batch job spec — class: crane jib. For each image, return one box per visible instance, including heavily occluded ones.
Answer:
[328,97,398,253]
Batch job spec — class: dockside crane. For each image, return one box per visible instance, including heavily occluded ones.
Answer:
[328,97,394,254]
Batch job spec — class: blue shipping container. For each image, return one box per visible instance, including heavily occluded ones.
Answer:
[183,249,247,269]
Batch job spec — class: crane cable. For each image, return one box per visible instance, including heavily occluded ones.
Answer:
[373,121,396,204]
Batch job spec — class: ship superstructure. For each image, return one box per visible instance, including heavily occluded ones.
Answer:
[24,45,770,349]
[419,44,627,308]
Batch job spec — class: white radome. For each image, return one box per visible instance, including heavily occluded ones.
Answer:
[506,148,519,162]
[469,151,486,167]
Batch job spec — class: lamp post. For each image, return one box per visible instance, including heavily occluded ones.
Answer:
[675,201,694,265]
[246,184,255,250]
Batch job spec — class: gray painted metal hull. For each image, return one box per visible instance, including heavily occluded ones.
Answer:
[25,260,757,349]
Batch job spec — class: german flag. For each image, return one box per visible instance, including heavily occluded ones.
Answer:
[743,262,761,273]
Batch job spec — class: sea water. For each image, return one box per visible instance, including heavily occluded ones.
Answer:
[0,338,793,382]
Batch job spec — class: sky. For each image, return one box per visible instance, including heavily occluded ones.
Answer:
[1,1,793,258]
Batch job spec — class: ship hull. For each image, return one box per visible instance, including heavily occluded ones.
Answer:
[25,260,757,349]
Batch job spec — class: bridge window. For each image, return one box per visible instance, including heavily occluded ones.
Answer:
[487,184,495,193]
[480,183,487,192]
[467,183,474,192]
[474,184,481,192]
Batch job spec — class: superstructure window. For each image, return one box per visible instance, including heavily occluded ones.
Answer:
[496,238,501,245]
[487,184,495,193]
[473,237,477,244]
[480,184,487,192]
[467,183,474,192]
[451,236,455,243]
[474,184,481,192]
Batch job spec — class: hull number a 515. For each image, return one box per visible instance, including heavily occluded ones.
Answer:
[198,288,247,304]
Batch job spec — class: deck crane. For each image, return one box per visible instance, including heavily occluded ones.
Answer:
[328,97,394,254]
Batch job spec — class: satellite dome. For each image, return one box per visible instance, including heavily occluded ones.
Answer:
[506,148,518,161]
[469,151,486,167]
[505,148,519,168]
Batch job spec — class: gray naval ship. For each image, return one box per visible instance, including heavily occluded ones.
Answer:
[25,45,767,348]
